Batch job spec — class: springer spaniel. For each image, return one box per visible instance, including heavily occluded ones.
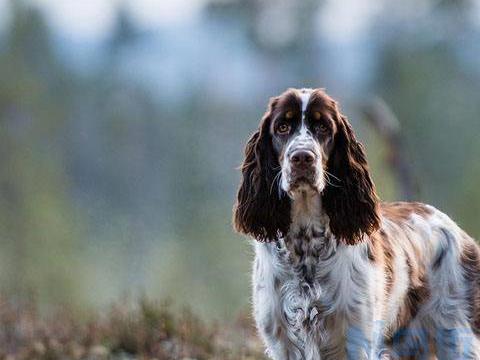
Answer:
[233,88,480,359]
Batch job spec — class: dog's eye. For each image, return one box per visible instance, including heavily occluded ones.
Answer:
[277,123,291,134]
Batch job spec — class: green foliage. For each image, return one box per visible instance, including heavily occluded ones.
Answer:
[376,41,480,238]
[0,4,86,306]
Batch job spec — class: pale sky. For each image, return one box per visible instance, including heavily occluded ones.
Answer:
[0,0,382,42]
[1,0,477,43]
[318,0,383,43]
[0,0,208,40]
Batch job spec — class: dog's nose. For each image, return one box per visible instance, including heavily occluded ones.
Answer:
[290,150,316,169]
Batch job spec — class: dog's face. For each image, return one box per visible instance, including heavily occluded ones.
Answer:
[234,88,380,244]
[268,89,337,197]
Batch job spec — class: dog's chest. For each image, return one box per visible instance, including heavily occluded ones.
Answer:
[275,224,335,323]
[269,226,372,354]
[280,223,333,282]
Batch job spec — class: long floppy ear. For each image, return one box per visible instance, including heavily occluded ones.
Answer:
[323,107,380,245]
[233,99,291,242]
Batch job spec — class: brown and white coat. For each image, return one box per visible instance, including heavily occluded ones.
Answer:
[233,88,480,359]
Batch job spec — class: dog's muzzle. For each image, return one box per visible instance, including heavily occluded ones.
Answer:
[287,149,318,186]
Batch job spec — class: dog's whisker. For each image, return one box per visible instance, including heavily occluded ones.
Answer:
[270,170,282,195]
[324,170,341,183]
[324,172,342,188]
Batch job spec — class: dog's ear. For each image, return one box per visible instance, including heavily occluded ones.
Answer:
[323,105,380,245]
[233,98,291,242]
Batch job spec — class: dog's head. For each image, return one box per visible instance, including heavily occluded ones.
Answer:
[233,88,380,244]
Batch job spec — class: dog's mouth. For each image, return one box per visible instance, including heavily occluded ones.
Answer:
[285,173,322,195]
[290,176,314,187]
[280,162,326,195]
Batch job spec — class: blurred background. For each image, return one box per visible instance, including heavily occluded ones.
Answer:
[0,0,479,320]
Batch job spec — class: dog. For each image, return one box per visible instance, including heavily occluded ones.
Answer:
[233,87,480,359]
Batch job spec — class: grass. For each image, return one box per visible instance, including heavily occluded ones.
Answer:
[0,296,266,360]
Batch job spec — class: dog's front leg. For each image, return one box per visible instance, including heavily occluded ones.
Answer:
[254,306,305,360]
[344,319,386,360]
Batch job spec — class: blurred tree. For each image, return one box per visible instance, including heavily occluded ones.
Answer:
[0,2,86,306]
[205,0,325,86]
[109,3,142,56]
[373,1,480,237]
[1,0,479,318]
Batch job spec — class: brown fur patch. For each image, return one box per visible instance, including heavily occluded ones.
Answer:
[382,231,396,300]
[396,243,431,330]
[381,202,433,224]
[371,229,396,300]
[233,97,292,242]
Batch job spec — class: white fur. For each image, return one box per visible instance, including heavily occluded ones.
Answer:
[299,89,312,113]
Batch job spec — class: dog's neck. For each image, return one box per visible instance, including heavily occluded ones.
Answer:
[280,190,333,282]
[289,190,326,229]
[285,189,331,247]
